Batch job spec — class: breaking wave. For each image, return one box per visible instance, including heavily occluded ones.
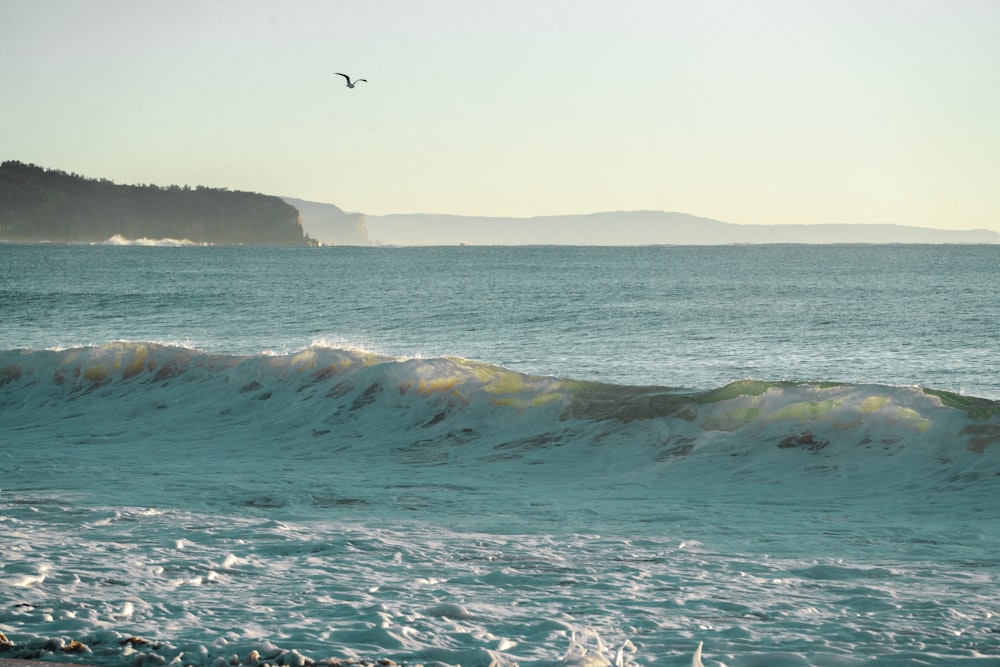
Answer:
[102,234,208,247]
[3,342,1000,667]
[3,342,998,489]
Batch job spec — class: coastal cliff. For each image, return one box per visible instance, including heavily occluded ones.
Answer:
[0,161,308,246]
[282,196,369,246]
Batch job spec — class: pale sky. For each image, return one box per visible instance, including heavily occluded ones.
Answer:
[2,0,999,230]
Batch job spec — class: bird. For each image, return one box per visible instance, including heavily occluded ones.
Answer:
[335,73,366,88]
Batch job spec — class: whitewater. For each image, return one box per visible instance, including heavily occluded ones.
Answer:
[1,243,999,667]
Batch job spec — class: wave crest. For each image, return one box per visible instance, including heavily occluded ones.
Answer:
[102,234,208,247]
[2,343,998,480]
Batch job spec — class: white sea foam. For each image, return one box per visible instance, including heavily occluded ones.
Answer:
[102,234,208,247]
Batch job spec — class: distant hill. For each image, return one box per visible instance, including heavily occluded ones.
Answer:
[0,161,308,246]
[364,211,999,245]
[291,204,997,246]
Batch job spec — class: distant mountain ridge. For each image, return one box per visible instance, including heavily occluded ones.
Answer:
[290,201,999,246]
[2,160,994,246]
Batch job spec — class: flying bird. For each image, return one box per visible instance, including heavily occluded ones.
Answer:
[335,73,366,88]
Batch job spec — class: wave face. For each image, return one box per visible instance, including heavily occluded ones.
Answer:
[3,344,1000,666]
[4,342,998,510]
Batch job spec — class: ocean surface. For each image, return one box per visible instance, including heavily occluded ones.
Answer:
[1,242,999,667]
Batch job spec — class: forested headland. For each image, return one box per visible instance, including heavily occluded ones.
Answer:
[0,161,309,246]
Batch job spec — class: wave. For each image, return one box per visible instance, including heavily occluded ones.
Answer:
[3,345,998,667]
[3,342,999,502]
[102,234,209,247]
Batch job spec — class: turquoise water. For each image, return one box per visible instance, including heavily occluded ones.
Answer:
[1,243,999,667]
[2,243,998,397]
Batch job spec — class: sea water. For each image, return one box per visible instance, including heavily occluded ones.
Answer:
[1,243,999,666]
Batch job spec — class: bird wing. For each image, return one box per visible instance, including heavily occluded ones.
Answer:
[335,73,351,82]
[692,642,705,667]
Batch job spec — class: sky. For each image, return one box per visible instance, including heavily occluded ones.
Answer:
[2,0,999,231]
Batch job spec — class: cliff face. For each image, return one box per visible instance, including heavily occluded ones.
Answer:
[282,197,369,246]
[0,161,307,246]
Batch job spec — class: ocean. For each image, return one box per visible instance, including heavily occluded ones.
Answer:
[1,242,998,667]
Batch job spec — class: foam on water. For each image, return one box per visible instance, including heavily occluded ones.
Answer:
[101,235,208,247]
[2,343,999,666]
